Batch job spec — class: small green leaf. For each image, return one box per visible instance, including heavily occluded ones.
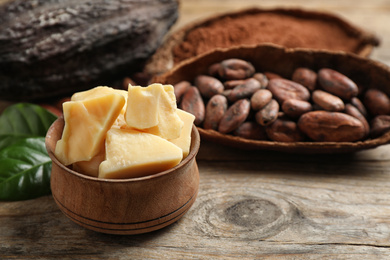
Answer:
[0,103,57,201]
[0,137,52,201]
[0,103,57,137]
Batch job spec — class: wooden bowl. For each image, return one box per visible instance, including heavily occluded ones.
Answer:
[153,44,390,154]
[144,7,380,76]
[45,118,200,235]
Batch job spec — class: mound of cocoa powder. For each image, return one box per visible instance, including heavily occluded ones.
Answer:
[172,10,380,64]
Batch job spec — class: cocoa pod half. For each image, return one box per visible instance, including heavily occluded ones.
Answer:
[298,111,365,142]
[0,0,179,101]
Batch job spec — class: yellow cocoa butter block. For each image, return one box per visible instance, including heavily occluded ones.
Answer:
[55,93,125,165]
[99,128,183,179]
[169,109,195,158]
[125,83,183,140]
[72,148,105,177]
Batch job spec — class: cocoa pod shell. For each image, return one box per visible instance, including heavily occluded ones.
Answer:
[0,0,178,101]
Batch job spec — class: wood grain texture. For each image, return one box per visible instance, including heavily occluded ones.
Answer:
[1,0,390,259]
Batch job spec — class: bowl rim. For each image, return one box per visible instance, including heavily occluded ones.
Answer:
[46,117,200,183]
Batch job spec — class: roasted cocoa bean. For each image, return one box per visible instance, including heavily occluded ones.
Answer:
[345,104,370,136]
[255,99,279,126]
[298,111,365,142]
[291,67,317,91]
[218,99,251,134]
[174,81,191,103]
[370,115,390,138]
[253,73,269,88]
[228,78,261,102]
[318,68,358,100]
[234,122,267,140]
[266,118,305,142]
[312,90,345,112]
[204,94,228,130]
[194,75,224,98]
[180,87,205,126]
[208,63,222,77]
[281,99,312,118]
[251,89,273,111]
[264,72,282,80]
[218,59,255,80]
[351,97,368,118]
[364,88,390,116]
[267,78,310,104]
[224,80,247,90]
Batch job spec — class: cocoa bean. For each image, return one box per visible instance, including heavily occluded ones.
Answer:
[218,59,255,80]
[345,104,370,136]
[204,94,228,130]
[180,87,205,126]
[234,122,267,140]
[174,81,191,103]
[370,115,390,138]
[281,99,312,118]
[266,118,305,142]
[351,97,368,118]
[227,78,261,102]
[194,75,224,98]
[224,80,247,90]
[312,90,345,112]
[218,99,251,134]
[267,78,310,104]
[253,73,269,88]
[264,72,282,80]
[291,67,317,91]
[298,111,365,142]
[364,88,390,116]
[255,99,279,126]
[208,63,222,77]
[318,68,358,100]
[251,89,273,111]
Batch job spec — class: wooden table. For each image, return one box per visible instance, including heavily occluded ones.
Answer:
[1,0,390,259]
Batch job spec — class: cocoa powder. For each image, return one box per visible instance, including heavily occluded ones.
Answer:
[173,12,367,64]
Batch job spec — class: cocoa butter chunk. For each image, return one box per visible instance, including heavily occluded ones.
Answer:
[0,0,179,101]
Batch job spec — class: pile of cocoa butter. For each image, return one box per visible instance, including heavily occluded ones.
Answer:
[173,58,390,142]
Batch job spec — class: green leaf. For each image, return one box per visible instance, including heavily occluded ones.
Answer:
[0,103,57,201]
[0,103,57,137]
[0,137,52,201]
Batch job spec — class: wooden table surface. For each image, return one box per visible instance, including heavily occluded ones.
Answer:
[1,0,390,259]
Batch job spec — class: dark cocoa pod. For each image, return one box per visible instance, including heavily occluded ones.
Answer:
[266,118,305,142]
[218,59,255,80]
[227,78,261,102]
[312,90,345,112]
[0,0,179,101]
[218,99,250,134]
[267,78,310,104]
[194,75,224,98]
[251,89,273,111]
[298,111,365,142]
[204,94,228,130]
[370,115,390,138]
[291,67,317,91]
[281,99,312,118]
[180,87,205,126]
[345,104,370,136]
[174,81,191,103]
[255,99,279,126]
[318,68,358,100]
[234,122,267,140]
[364,89,390,116]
